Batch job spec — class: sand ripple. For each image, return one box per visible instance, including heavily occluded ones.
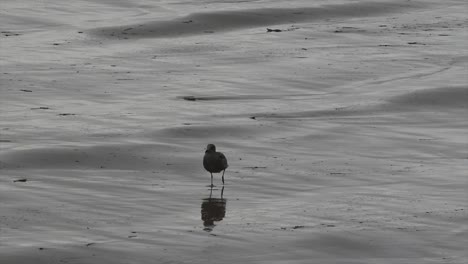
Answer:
[89,1,424,39]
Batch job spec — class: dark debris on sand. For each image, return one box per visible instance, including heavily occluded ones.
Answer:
[14,179,28,183]
[182,96,197,101]
[267,28,282,32]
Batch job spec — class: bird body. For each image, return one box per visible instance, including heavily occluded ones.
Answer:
[203,144,228,186]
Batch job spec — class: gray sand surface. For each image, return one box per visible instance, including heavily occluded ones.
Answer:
[1,0,467,263]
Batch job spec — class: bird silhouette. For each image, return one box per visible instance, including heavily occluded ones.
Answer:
[203,144,228,187]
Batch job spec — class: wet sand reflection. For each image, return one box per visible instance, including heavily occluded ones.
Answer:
[201,186,226,232]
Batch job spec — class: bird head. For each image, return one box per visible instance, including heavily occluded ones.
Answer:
[206,144,216,153]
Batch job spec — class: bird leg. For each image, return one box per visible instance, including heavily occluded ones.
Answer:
[222,170,225,184]
[211,173,214,187]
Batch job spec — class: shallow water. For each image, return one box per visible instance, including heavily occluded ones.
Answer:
[1,0,467,263]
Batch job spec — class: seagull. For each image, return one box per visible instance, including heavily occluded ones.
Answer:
[203,144,228,187]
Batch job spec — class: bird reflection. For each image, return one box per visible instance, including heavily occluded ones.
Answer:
[201,186,226,232]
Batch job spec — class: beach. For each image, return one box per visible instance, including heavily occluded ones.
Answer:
[1,0,467,263]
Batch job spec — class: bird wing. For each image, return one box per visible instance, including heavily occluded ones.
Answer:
[219,153,228,169]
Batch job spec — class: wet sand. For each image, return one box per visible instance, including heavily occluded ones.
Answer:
[1,0,467,263]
